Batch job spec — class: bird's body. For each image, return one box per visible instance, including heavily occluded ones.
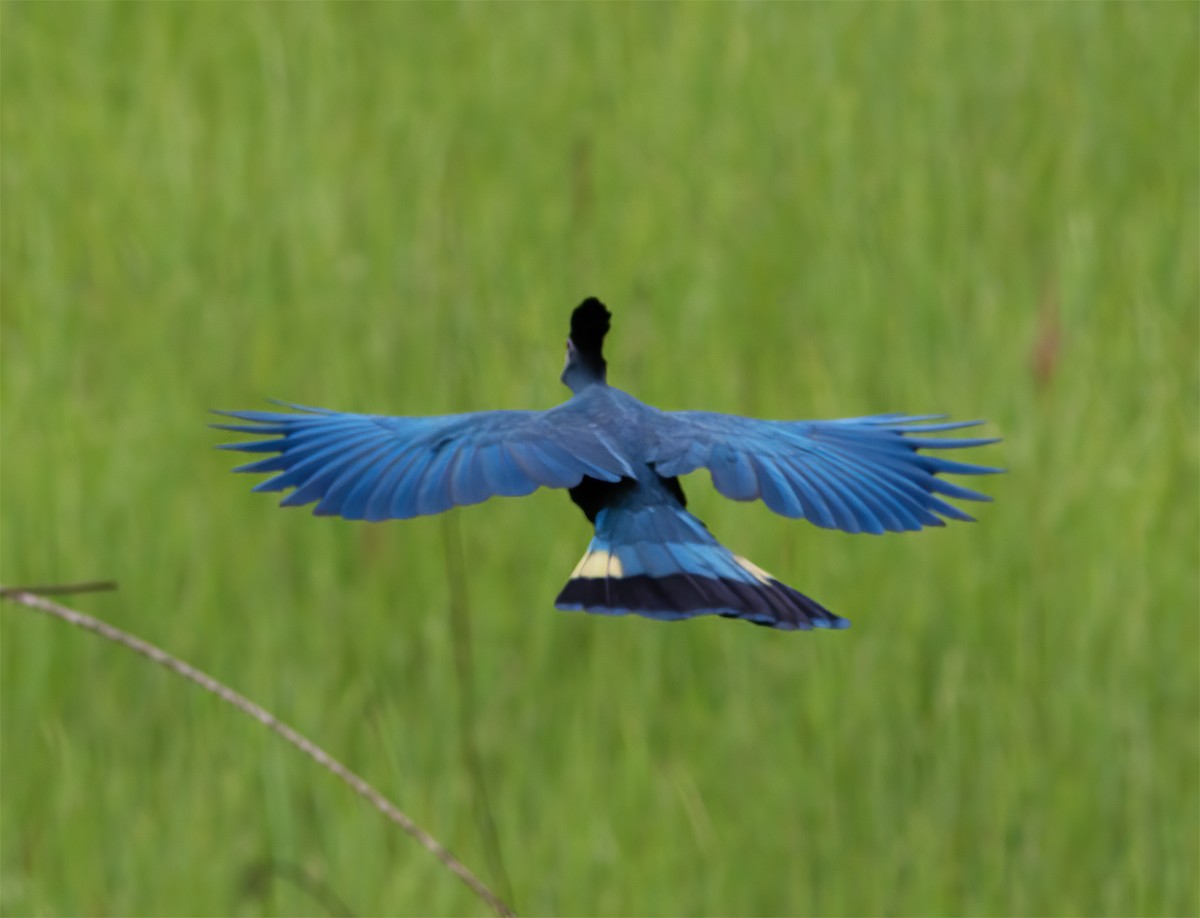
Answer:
[217,298,1000,631]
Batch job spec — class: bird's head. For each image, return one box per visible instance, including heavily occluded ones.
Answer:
[561,297,611,393]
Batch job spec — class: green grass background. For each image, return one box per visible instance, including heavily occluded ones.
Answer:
[2,4,1196,916]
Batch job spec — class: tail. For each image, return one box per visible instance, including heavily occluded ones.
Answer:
[554,503,848,632]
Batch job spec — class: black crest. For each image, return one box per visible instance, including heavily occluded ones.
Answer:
[570,297,611,360]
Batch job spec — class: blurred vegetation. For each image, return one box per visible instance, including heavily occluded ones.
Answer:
[2,4,1196,916]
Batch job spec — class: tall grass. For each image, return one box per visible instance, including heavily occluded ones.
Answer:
[2,4,1196,916]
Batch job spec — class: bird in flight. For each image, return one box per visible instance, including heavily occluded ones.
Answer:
[215,298,1000,632]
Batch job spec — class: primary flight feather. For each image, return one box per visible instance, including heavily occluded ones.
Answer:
[216,298,1000,631]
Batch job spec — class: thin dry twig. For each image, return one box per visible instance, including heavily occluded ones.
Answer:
[1,585,517,918]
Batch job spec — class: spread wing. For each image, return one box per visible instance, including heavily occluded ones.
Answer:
[648,412,1001,534]
[214,400,636,521]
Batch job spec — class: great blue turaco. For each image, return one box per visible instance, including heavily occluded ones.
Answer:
[216,298,1000,631]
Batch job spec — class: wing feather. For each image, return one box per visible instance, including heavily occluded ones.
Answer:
[650,411,1000,533]
[779,459,839,530]
[708,447,759,501]
[215,399,635,520]
[804,454,887,534]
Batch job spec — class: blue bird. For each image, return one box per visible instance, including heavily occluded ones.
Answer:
[215,298,1000,631]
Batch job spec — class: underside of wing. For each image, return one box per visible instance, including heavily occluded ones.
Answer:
[214,399,636,521]
[649,411,1002,534]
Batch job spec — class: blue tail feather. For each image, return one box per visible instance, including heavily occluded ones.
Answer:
[555,497,847,632]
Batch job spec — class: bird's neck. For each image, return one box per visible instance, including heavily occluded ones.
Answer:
[562,358,606,394]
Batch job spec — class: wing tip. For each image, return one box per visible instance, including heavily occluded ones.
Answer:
[811,615,851,630]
